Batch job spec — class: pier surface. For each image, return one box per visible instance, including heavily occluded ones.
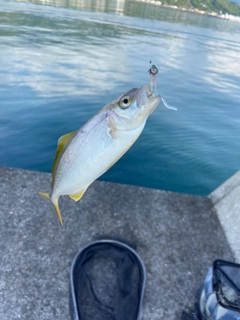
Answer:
[0,166,237,320]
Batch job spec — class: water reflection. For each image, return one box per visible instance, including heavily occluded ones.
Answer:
[11,0,126,14]
[0,6,132,97]
[204,40,240,97]
[9,0,240,33]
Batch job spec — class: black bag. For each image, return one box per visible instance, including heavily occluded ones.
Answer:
[183,260,240,320]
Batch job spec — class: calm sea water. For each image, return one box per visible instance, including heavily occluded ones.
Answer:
[1,0,240,195]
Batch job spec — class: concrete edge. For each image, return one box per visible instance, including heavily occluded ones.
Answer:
[209,170,240,263]
[209,170,240,205]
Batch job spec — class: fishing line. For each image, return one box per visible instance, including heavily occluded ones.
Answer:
[148,1,156,65]
[147,2,177,111]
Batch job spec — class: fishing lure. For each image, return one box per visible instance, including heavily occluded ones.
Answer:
[148,63,177,111]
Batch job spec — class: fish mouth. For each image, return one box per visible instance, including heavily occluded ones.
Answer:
[146,85,153,97]
[138,84,161,114]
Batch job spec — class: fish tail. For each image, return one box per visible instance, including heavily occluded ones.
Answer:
[38,192,63,226]
[38,191,50,201]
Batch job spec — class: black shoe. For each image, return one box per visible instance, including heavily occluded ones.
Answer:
[70,239,146,320]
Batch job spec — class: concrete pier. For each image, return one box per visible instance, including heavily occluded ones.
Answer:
[210,170,240,263]
[0,166,237,320]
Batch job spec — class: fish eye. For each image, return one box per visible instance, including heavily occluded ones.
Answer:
[119,96,131,109]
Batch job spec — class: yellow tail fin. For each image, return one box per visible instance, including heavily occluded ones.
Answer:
[38,192,63,226]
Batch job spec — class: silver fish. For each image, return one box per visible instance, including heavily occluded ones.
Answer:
[39,84,161,225]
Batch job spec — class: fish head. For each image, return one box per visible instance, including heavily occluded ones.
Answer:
[112,84,161,130]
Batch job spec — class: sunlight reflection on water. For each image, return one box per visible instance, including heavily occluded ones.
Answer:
[1,0,240,195]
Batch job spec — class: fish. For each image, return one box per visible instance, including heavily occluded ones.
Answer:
[38,84,161,225]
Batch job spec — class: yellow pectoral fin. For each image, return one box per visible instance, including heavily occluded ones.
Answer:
[38,192,63,226]
[52,130,76,180]
[69,189,87,202]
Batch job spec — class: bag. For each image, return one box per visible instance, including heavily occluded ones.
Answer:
[198,259,240,319]
[183,259,240,320]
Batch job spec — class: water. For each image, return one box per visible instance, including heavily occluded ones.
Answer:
[1,0,240,195]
